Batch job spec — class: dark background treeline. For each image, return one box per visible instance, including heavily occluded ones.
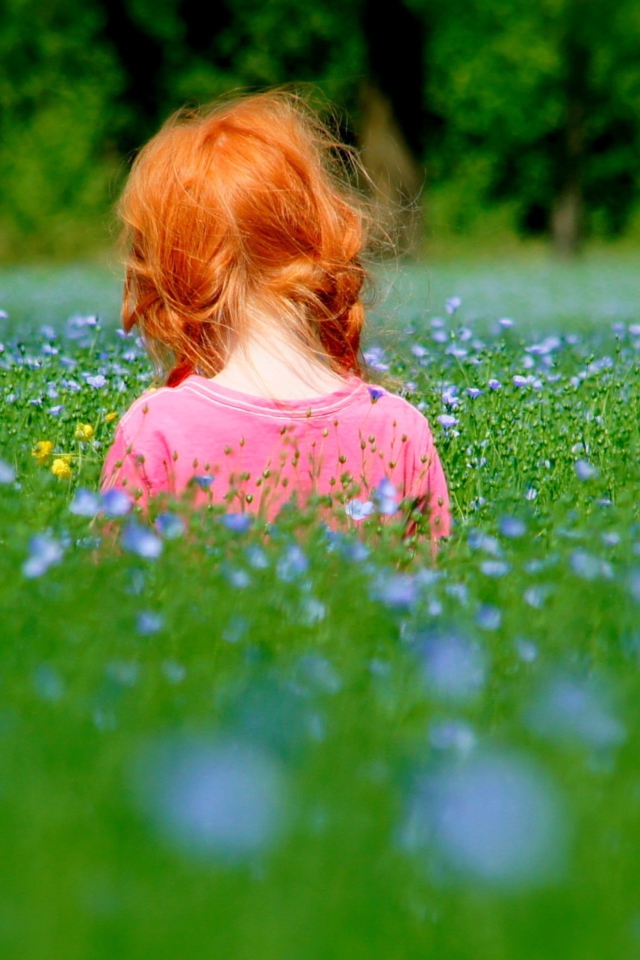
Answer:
[1,0,640,260]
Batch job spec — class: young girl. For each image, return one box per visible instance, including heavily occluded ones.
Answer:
[101,91,450,542]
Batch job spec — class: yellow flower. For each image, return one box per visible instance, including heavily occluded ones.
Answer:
[105,411,118,423]
[32,440,54,465]
[51,457,72,480]
[75,423,94,442]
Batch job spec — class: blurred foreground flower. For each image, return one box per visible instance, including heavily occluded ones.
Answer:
[374,477,398,516]
[277,544,308,581]
[155,512,185,539]
[445,296,462,315]
[0,458,15,484]
[575,459,599,482]
[101,489,132,518]
[371,572,418,610]
[345,498,374,521]
[401,749,569,889]
[219,512,252,533]
[51,457,72,480]
[525,671,626,753]
[74,423,94,442]
[22,534,64,578]
[132,735,290,863]
[69,488,101,518]
[122,521,163,560]
[137,611,164,636]
[32,440,53,464]
[416,629,487,703]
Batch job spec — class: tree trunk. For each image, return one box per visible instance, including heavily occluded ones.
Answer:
[551,97,585,257]
[552,12,586,259]
[551,178,583,258]
[357,82,424,256]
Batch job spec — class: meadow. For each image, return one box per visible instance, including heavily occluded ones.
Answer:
[1,252,639,960]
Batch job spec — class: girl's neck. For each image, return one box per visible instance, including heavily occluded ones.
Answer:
[209,326,350,400]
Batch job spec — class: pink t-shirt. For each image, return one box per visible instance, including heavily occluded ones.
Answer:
[101,374,450,537]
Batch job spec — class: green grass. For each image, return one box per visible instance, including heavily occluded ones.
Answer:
[0,258,639,959]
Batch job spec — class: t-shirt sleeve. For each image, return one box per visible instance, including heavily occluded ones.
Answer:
[100,420,152,509]
[405,414,451,540]
[100,399,171,509]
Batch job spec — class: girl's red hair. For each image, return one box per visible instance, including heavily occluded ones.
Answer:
[119,91,373,386]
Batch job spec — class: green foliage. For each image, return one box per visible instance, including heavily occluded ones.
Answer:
[2,0,640,253]
[412,0,640,236]
[0,0,124,258]
[0,277,640,956]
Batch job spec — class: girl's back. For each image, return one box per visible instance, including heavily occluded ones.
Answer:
[102,372,449,533]
[101,90,450,540]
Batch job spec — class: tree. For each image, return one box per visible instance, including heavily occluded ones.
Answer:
[0,0,124,257]
[411,0,640,254]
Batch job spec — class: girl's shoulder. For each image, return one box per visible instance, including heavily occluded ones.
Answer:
[361,382,434,433]
[117,380,196,431]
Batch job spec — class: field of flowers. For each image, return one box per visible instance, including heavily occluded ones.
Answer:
[1,267,640,960]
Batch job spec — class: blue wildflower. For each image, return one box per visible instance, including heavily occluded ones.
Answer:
[476,605,502,631]
[417,631,487,703]
[526,672,626,752]
[0,458,15,484]
[445,296,462,315]
[223,566,252,589]
[437,414,459,430]
[429,718,477,755]
[499,516,526,539]
[33,664,66,702]
[372,572,418,610]
[364,347,389,373]
[101,489,132,518]
[220,513,252,533]
[345,499,374,521]
[69,488,101,518]
[162,660,186,684]
[277,544,308,581]
[245,545,269,569]
[132,736,290,863]
[326,531,369,561]
[401,750,568,888]
[575,459,598,481]
[441,385,460,407]
[23,534,64,578]
[156,513,185,539]
[193,475,214,490]
[122,521,163,560]
[374,477,398,516]
[137,611,164,636]
[515,638,539,663]
[481,560,511,578]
